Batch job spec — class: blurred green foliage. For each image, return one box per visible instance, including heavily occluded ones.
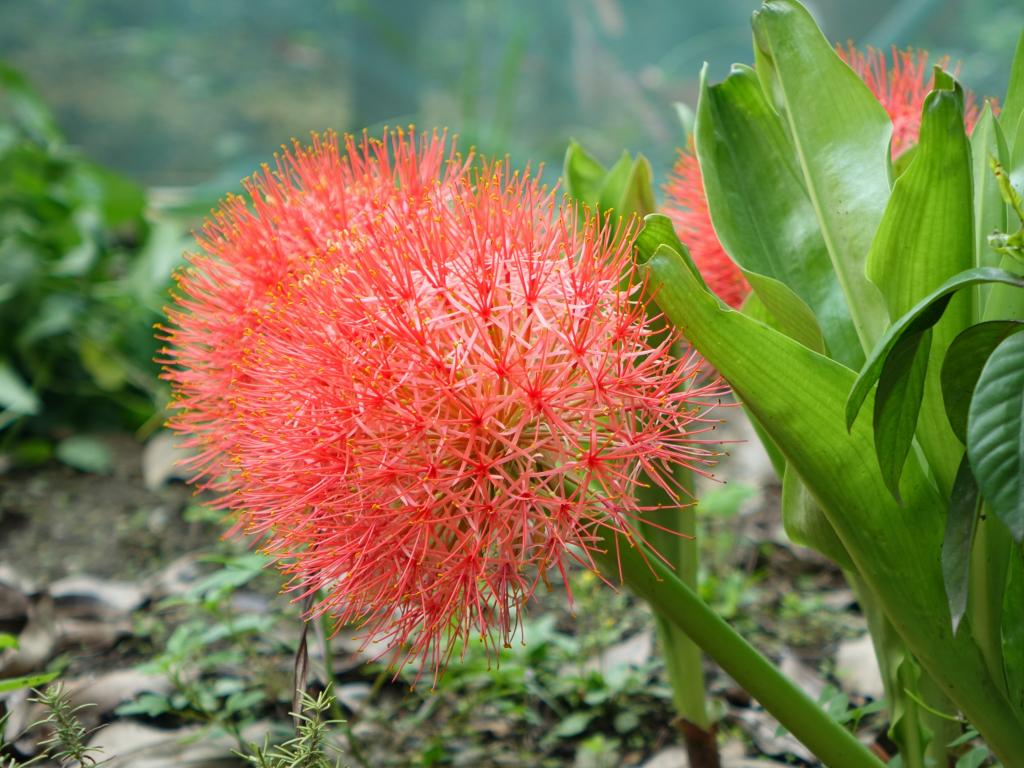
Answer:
[0,63,183,442]
[0,0,1019,195]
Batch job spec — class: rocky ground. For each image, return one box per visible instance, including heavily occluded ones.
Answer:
[0,417,889,767]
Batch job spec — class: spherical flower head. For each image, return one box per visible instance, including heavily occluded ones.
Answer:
[837,43,981,159]
[161,130,726,678]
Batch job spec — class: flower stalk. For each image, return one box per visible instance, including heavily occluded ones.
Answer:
[592,530,885,768]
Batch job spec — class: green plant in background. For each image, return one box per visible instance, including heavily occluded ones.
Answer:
[0,683,103,768]
[0,63,182,449]
[238,688,347,768]
[619,0,1024,765]
[119,549,290,749]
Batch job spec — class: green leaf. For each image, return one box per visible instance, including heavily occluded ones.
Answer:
[635,216,709,290]
[562,140,605,209]
[955,746,990,768]
[847,267,1024,430]
[0,670,58,693]
[552,711,595,739]
[647,245,1024,757]
[55,435,113,475]
[941,457,982,635]
[781,463,852,569]
[872,328,932,500]
[116,692,174,718]
[694,63,859,366]
[999,31,1024,147]
[967,332,1024,540]
[971,105,1009,271]
[1002,547,1024,713]
[0,633,18,651]
[563,142,655,223]
[0,361,39,418]
[865,77,975,497]
[598,152,632,212]
[751,0,891,351]
[742,272,825,353]
[597,152,656,221]
[941,321,1024,443]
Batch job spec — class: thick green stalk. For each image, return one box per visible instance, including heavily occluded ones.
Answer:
[646,247,1024,764]
[639,473,711,731]
[850,571,929,768]
[919,674,960,768]
[592,531,884,768]
[968,511,1011,699]
[653,613,708,727]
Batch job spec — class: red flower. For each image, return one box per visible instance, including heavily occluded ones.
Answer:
[161,130,725,675]
[838,44,980,159]
[664,45,983,309]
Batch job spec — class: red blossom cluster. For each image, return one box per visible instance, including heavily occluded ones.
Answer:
[161,129,725,674]
[664,45,985,309]
[838,44,980,159]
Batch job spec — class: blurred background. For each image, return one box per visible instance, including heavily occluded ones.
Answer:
[4,0,1022,189]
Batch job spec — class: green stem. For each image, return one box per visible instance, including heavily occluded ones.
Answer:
[592,532,884,768]
[850,571,928,768]
[640,473,711,732]
[653,614,708,726]
[968,509,1010,698]
[919,674,959,768]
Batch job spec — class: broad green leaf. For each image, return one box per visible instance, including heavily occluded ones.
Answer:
[635,216,708,291]
[563,143,655,223]
[984,115,1024,323]
[971,105,1009,271]
[847,267,1024,430]
[956,746,991,768]
[941,321,1024,443]
[647,245,1024,757]
[0,670,58,693]
[891,144,917,179]
[598,152,656,221]
[941,457,982,634]
[1002,547,1024,713]
[694,63,858,366]
[872,329,933,499]
[742,271,824,353]
[1009,117,1024,222]
[967,332,1024,540]
[562,140,606,209]
[781,463,852,569]
[999,31,1024,149]
[866,77,974,497]
[752,0,891,351]
[0,633,17,650]
[597,152,633,213]
[0,361,39,417]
